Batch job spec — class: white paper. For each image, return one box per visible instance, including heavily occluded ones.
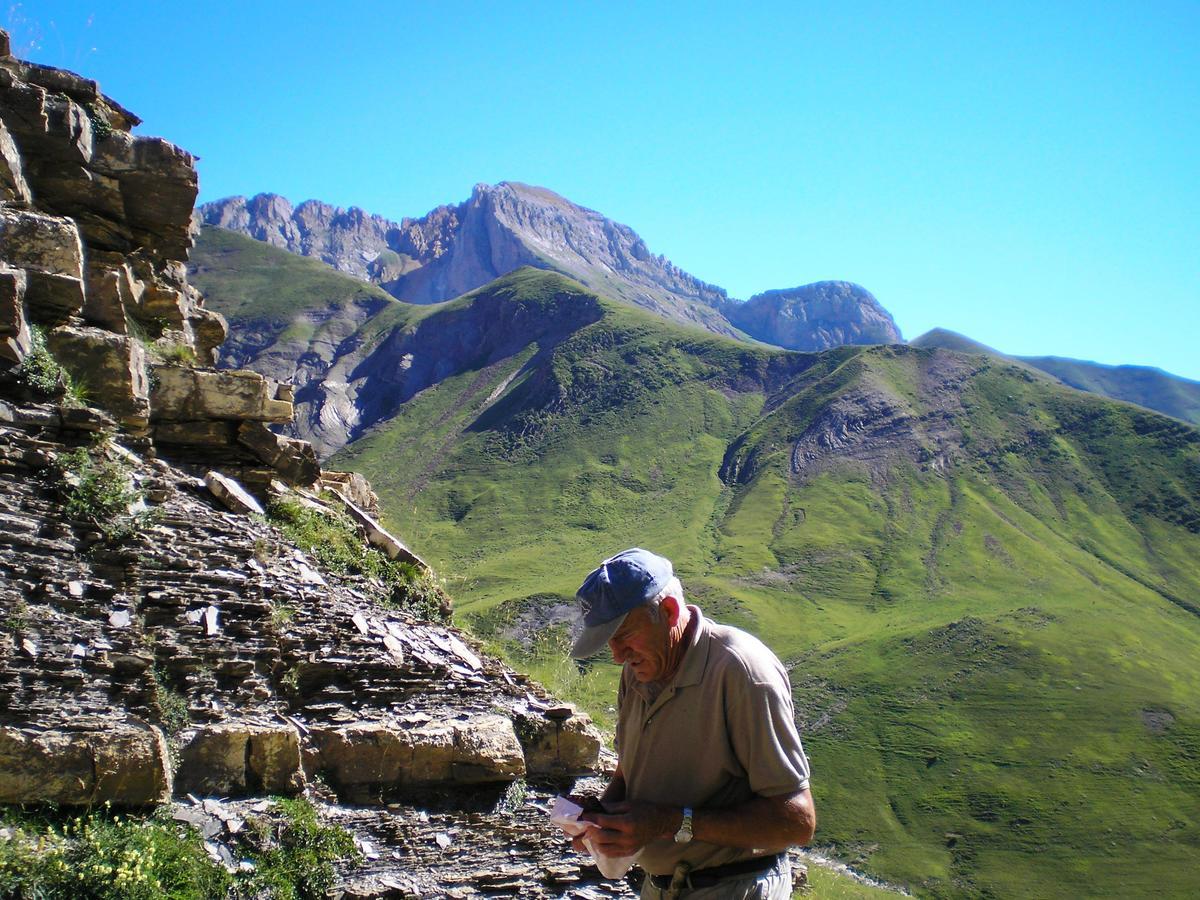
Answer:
[549,795,639,880]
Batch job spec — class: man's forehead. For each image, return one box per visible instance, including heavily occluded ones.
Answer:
[612,606,652,639]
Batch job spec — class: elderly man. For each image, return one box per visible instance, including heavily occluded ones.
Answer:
[569,548,815,899]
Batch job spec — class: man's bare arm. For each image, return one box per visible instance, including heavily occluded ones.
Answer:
[583,788,815,857]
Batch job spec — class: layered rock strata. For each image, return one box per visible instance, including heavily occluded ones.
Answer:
[0,404,611,895]
[0,33,323,491]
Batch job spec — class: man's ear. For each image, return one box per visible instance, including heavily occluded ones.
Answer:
[661,595,682,627]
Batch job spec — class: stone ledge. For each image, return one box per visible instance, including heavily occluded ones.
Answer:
[514,704,603,777]
[175,721,304,797]
[311,715,526,798]
[0,722,171,805]
[150,365,292,423]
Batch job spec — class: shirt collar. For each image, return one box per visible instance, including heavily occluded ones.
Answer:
[672,605,710,688]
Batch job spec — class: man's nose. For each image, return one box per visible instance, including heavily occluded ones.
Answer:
[608,637,625,662]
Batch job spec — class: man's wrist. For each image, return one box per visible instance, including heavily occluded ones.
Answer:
[662,805,685,839]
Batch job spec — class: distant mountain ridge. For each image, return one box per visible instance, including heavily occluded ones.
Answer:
[198,183,903,351]
[912,328,1200,426]
[730,281,901,352]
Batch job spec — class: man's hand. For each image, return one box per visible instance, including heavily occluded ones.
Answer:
[580,799,679,857]
[566,794,606,814]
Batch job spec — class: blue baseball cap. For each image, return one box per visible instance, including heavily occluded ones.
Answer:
[570,548,674,658]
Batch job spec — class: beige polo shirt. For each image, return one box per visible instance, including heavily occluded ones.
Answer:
[615,607,811,876]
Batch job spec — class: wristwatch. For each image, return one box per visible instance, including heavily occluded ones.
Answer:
[673,807,694,843]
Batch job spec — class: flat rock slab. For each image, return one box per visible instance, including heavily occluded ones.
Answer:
[0,722,171,805]
[204,470,264,516]
[312,715,526,798]
[176,721,304,797]
[151,365,292,423]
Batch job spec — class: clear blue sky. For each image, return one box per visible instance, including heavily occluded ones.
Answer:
[8,1,1199,379]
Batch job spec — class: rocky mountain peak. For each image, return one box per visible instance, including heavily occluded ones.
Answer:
[200,182,743,333]
[727,280,903,351]
[199,183,912,355]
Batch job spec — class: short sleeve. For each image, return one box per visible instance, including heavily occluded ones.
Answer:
[725,660,811,796]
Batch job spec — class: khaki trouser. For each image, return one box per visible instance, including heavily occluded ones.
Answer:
[638,857,792,900]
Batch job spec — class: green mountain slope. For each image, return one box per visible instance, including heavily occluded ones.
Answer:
[323,272,1200,899]
[188,226,404,373]
[1019,355,1200,427]
[189,225,396,328]
[912,328,1200,427]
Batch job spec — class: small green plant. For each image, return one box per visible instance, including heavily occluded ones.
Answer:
[14,325,70,398]
[63,373,90,408]
[271,603,296,627]
[153,667,190,735]
[0,805,231,899]
[0,800,360,899]
[83,103,115,141]
[2,599,31,634]
[496,778,528,812]
[158,343,198,366]
[129,318,198,368]
[53,444,153,542]
[242,797,359,900]
[266,497,451,620]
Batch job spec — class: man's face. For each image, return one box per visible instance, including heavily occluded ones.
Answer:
[607,605,671,683]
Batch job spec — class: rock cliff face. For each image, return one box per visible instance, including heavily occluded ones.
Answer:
[726,281,903,351]
[201,184,904,353]
[0,32,627,898]
[201,182,739,336]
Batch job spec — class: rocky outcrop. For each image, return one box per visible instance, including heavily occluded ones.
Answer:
[726,281,903,351]
[0,36,344,491]
[0,35,620,896]
[0,36,226,396]
[0,404,610,893]
[0,50,225,377]
[0,409,617,900]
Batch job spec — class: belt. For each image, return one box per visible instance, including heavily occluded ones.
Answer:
[647,853,783,890]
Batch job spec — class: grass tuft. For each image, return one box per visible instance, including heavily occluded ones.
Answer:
[14,326,72,399]
[52,443,154,542]
[266,497,450,621]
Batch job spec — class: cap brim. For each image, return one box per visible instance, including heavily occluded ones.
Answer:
[570,611,628,659]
